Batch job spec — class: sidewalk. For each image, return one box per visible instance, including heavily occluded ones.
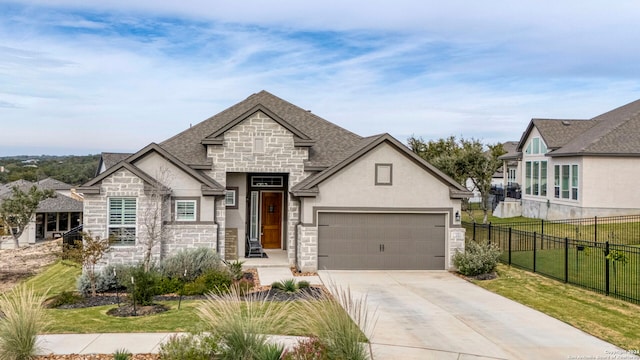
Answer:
[37,333,308,355]
[36,266,321,355]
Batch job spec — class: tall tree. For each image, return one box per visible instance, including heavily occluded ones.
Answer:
[408,136,505,223]
[0,186,55,248]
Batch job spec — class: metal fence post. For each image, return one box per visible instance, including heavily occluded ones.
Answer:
[564,237,568,283]
[605,241,610,296]
[541,219,544,250]
[488,222,492,245]
[594,216,598,246]
[508,227,512,266]
[533,231,537,273]
[473,222,476,242]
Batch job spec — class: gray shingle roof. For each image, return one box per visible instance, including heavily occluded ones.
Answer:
[497,141,521,160]
[37,194,82,213]
[160,91,363,168]
[551,99,640,156]
[101,152,133,171]
[37,178,73,191]
[516,98,640,157]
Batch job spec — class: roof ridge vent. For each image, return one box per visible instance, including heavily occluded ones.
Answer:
[561,120,571,126]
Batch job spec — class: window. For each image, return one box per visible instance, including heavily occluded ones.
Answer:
[525,137,547,155]
[554,165,579,200]
[108,198,136,245]
[507,168,516,186]
[250,191,259,239]
[225,187,238,209]
[554,165,560,198]
[525,161,547,196]
[571,165,579,200]
[375,164,393,185]
[175,200,197,221]
[251,176,283,187]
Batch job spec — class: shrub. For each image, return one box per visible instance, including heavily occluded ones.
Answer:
[271,279,303,294]
[161,247,224,282]
[282,337,328,360]
[158,333,218,360]
[183,270,232,296]
[77,265,127,296]
[453,241,501,276]
[127,265,161,306]
[0,286,50,360]
[113,348,132,360]
[45,291,82,308]
[225,260,245,281]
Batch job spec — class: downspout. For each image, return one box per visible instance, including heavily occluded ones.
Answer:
[294,196,302,273]
[214,197,220,257]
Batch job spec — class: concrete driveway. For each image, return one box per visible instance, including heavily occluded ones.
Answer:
[319,270,635,360]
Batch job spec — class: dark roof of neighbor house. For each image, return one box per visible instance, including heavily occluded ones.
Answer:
[498,141,522,161]
[0,179,82,213]
[98,152,133,173]
[37,193,83,213]
[37,178,73,191]
[516,98,640,157]
[160,91,363,169]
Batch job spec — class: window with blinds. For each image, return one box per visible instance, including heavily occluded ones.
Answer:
[108,198,136,245]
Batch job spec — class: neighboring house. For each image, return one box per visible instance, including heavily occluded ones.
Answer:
[0,178,83,247]
[467,141,520,204]
[513,98,640,220]
[79,91,470,272]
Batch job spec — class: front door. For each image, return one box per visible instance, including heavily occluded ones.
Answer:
[261,192,282,248]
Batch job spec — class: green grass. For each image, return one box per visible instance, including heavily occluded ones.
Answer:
[46,300,202,334]
[474,264,640,350]
[23,260,81,296]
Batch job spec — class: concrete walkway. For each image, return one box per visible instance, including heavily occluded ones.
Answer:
[319,270,638,360]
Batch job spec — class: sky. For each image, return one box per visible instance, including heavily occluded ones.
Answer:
[1,1,640,156]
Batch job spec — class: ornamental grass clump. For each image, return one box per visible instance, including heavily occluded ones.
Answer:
[453,240,501,276]
[292,283,375,360]
[0,286,50,360]
[197,285,289,360]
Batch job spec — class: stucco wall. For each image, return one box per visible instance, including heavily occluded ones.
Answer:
[299,142,464,272]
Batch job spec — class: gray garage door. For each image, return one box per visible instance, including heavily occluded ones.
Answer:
[317,212,446,270]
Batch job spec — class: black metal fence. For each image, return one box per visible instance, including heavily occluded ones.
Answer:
[464,221,640,304]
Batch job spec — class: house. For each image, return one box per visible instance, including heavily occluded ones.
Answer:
[79,91,470,272]
[511,98,640,220]
[0,178,83,247]
[467,140,520,204]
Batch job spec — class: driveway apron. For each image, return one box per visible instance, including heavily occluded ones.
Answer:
[319,270,634,360]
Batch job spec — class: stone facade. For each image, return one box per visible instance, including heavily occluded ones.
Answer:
[297,224,318,272]
[448,227,466,269]
[522,198,640,220]
[207,112,308,267]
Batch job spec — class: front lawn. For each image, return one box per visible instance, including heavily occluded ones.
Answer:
[473,264,640,350]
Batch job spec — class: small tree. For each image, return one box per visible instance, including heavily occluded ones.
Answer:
[67,231,110,297]
[408,136,505,224]
[140,167,172,272]
[0,185,55,248]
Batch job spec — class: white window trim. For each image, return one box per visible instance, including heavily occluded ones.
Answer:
[554,164,579,201]
[525,160,547,197]
[225,188,238,208]
[175,199,197,222]
[108,197,137,246]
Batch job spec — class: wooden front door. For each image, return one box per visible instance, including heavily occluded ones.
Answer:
[261,192,282,248]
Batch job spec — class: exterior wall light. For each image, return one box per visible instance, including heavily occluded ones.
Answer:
[455,211,461,222]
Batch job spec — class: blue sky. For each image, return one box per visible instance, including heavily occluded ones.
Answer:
[2,0,640,156]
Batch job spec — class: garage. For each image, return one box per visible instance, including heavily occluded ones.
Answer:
[317,212,446,270]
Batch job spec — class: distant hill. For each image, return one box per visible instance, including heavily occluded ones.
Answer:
[0,154,100,186]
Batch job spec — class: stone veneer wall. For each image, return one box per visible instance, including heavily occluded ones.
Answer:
[448,227,466,269]
[83,168,219,270]
[163,223,218,257]
[522,198,640,220]
[206,112,308,266]
[297,224,318,272]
